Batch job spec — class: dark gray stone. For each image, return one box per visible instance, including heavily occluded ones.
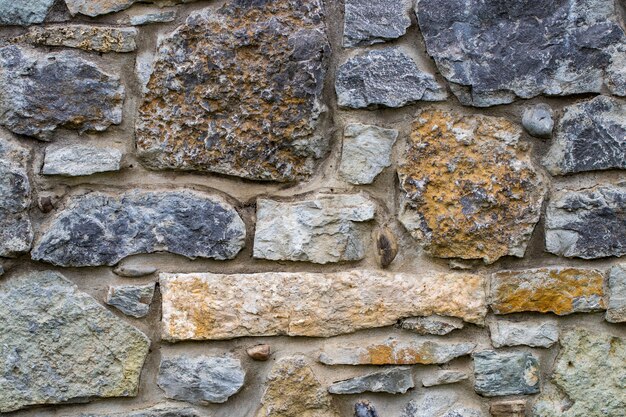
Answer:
[76,403,200,417]
[106,284,155,318]
[32,190,246,267]
[343,0,411,47]
[0,0,55,26]
[328,367,414,395]
[355,401,379,417]
[473,350,540,397]
[336,48,447,109]
[522,104,554,139]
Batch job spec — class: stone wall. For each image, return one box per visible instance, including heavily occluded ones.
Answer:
[0,0,624,416]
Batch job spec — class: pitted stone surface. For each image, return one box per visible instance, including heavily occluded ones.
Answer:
[473,351,540,397]
[397,316,464,336]
[136,0,330,182]
[606,264,626,323]
[328,367,414,394]
[0,0,55,25]
[106,284,155,318]
[343,0,412,47]
[42,145,123,176]
[489,320,559,348]
[32,190,246,267]
[17,25,138,53]
[339,124,398,185]
[398,110,546,264]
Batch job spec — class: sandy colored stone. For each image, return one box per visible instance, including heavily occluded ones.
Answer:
[490,400,525,417]
[17,25,137,53]
[247,344,271,361]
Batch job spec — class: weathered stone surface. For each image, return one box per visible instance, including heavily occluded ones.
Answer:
[543,96,626,175]
[545,186,626,259]
[328,367,414,394]
[375,227,398,268]
[336,48,447,109]
[106,284,155,318]
[397,315,464,336]
[355,401,378,417]
[416,0,626,106]
[253,194,376,264]
[157,356,245,405]
[319,337,475,366]
[127,10,177,25]
[0,271,150,413]
[256,356,340,417]
[0,46,124,140]
[422,370,468,387]
[491,268,605,315]
[522,104,554,139]
[398,110,546,264]
[77,403,200,417]
[490,320,559,348]
[113,264,157,278]
[607,264,626,322]
[340,124,398,184]
[0,136,32,257]
[160,271,487,341]
[533,329,626,417]
[343,0,411,47]
[0,0,55,25]
[17,25,138,53]
[247,344,271,361]
[42,145,123,176]
[490,400,525,417]
[64,0,195,17]
[401,392,458,417]
[473,351,540,397]
[442,409,485,417]
[136,0,330,182]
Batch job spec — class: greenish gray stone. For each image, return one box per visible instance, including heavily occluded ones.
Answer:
[106,284,155,318]
[328,367,414,394]
[0,0,55,26]
[339,124,398,185]
[421,370,468,387]
[75,403,199,417]
[473,351,540,397]
[607,264,626,322]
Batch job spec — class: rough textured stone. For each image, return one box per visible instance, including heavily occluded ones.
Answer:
[339,124,398,184]
[545,186,626,259]
[522,104,554,139]
[127,10,177,25]
[160,271,487,341]
[422,370,468,387]
[343,0,411,47]
[77,403,200,417]
[17,25,138,53]
[42,145,123,176]
[416,0,626,106]
[490,320,559,348]
[319,337,475,366]
[397,315,464,336]
[401,392,458,417]
[256,356,340,417]
[491,268,605,315]
[543,96,626,175]
[606,264,626,322]
[247,344,271,361]
[355,401,378,417]
[113,264,157,278]
[32,190,245,267]
[157,356,245,405]
[0,46,124,140]
[490,400,525,417]
[473,351,540,397]
[0,0,55,25]
[136,0,330,182]
[64,0,195,17]
[0,271,150,413]
[253,194,376,264]
[106,284,155,318]
[398,110,546,264]
[336,48,447,109]
[442,409,485,417]
[533,329,626,417]
[328,367,414,394]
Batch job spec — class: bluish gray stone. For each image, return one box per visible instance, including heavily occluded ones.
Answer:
[106,284,155,318]
[421,370,468,387]
[401,392,458,417]
[397,315,464,336]
[343,0,412,47]
[522,104,554,139]
[76,403,199,417]
[129,10,176,25]
[490,320,559,348]
[42,145,123,176]
[607,264,626,323]
[328,367,414,395]
[355,401,379,417]
[473,351,540,397]
[0,0,55,26]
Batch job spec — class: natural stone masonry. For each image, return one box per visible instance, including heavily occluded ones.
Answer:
[343,0,412,47]
[398,110,546,264]
[17,25,138,53]
[473,351,540,397]
[0,0,55,26]
[126,10,177,26]
[545,185,626,259]
[106,284,156,318]
[160,271,487,341]
[490,268,605,315]
[522,104,554,139]
[0,271,150,413]
[355,401,378,417]
[77,403,200,417]
[397,316,464,336]
[489,320,559,348]
[339,124,398,185]
[0,46,124,141]
[328,367,414,395]
[401,392,458,417]
[32,190,246,267]
[136,0,330,182]
[490,400,525,417]
[416,0,626,106]
[606,264,626,323]
[42,145,123,176]
[253,194,376,264]
[64,0,196,17]
[421,370,468,387]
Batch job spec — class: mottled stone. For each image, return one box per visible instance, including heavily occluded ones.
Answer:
[0,0,55,25]
[533,329,626,417]
[442,409,485,417]
[490,400,525,417]
[355,401,378,417]
[160,271,487,341]
[397,315,464,336]
[253,194,376,264]
[256,356,340,417]
[113,264,158,278]
[522,104,554,139]
[343,0,411,47]
[246,344,271,361]
[422,370,468,387]
[128,10,177,25]
[607,264,626,323]
[17,25,137,53]
[157,356,245,405]
[0,271,150,413]
[473,351,540,397]
[136,0,330,182]
[0,46,124,140]
[489,320,559,348]
[398,110,546,264]
[106,284,155,318]
[340,124,398,184]
[42,145,123,176]
[328,367,414,394]
[76,403,200,417]
[336,48,447,109]
[401,392,458,417]
[543,96,626,175]
[32,190,246,267]
[64,0,195,17]
[416,0,626,106]
[490,268,605,315]
[545,186,626,259]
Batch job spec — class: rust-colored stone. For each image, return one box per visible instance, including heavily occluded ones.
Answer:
[246,344,271,361]
[375,227,398,268]
[490,400,526,417]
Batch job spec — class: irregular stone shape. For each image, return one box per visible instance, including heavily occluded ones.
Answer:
[489,320,559,348]
[545,186,626,259]
[0,0,55,25]
[32,190,246,267]
[113,264,158,278]
[422,370,468,387]
[106,284,155,318]
[0,46,124,140]
[355,401,378,417]
[401,392,458,417]
[256,356,340,417]
[340,124,398,184]
[398,110,546,264]
[246,344,271,361]
[0,137,32,257]
[442,409,485,417]
[543,96,626,175]
[336,48,447,109]
[319,337,475,366]
[0,271,150,413]
[490,400,525,417]
[136,1,330,182]
[522,104,554,139]
[343,0,411,47]
[328,367,414,395]
[490,268,605,315]
[473,350,540,397]
[253,194,376,264]
[77,403,200,417]
[375,227,398,268]
[157,356,245,405]
[128,10,176,25]
[533,329,626,417]
[607,264,626,322]
[64,0,196,16]
[17,25,138,53]
[397,315,464,336]
[160,271,487,341]
[416,0,626,106]
[42,145,123,176]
